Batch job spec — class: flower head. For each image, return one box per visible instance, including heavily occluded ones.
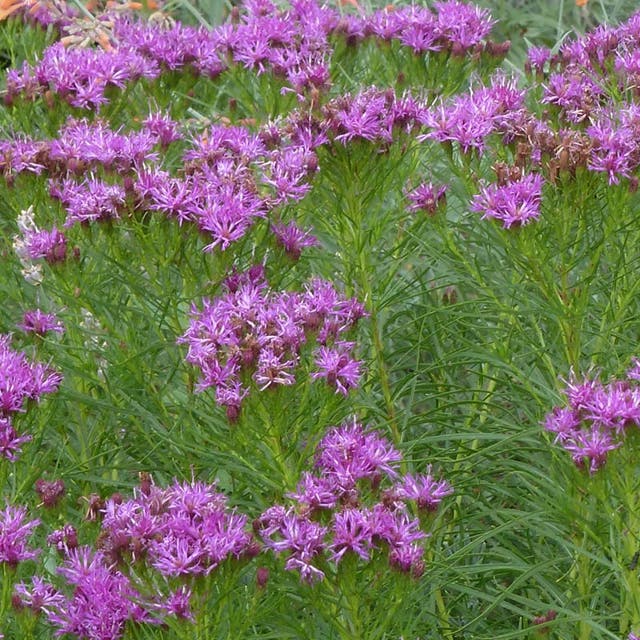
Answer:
[0,504,40,567]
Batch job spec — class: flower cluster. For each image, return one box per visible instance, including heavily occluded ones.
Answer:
[362,1,496,55]
[16,547,170,637]
[470,171,544,229]
[16,477,253,638]
[179,267,366,420]
[419,73,526,153]
[2,115,322,256]
[543,362,640,473]
[587,105,640,185]
[322,87,424,144]
[5,0,503,110]
[0,504,40,568]
[0,334,63,461]
[97,477,254,576]
[255,418,452,582]
[12,206,68,285]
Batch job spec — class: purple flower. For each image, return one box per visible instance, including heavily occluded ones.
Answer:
[563,428,620,474]
[259,508,327,583]
[14,577,66,614]
[259,418,450,581]
[395,470,454,511]
[312,344,362,395]
[329,509,372,563]
[0,504,40,567]
[526,46,551,74]
[420,74,524,152]
[158,586,193,621]
[287,472,339,511]
[49,118,158,173]
[23,228,68,264]
[0,418,31,462]
[543,406,581,442]
[587,106,640,184]
[434,0,495,51]
[48,547,152,638]
[542,361,640,472]
[53,177,127,226]
[143,111,182,147]
[562,370,600,410]
[253,348,298,390]
[628,358,640,381]
[47,524,78,555]
[542,68,604,123]
[470,173,544,228]
[19,310,65,336]
[0,334,62,416]
[314,417,402,488]
[405,182,447,215]
[179,271,364,419]
[35,478,66,508]
[272,221,319,259]
[582,382,640,430]
[100,478,251,578]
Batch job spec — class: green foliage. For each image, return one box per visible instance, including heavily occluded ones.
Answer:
[2,1,640,639]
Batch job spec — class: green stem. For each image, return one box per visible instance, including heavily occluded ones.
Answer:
[434,585,455,640]
[1,563,13,630]
[361,272,400,444]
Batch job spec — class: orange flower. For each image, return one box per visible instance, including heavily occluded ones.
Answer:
[0,0,24,21]
[576,0,589,6]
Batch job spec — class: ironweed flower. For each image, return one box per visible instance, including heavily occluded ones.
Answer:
[99,478,252,576]
[0,417,31,462]
[395,470,454,511]
[312,344,362,396]
[19,476,252,637]
[19,309,65,336]
[13,206,68,284]
[257,418,451,582]
[272,221,319,260]
[587,105,640,184]
[0,504,40,567]
[179,270,365,419]
[0,333,63,416]
[470,172,544,228]
[405,182,447,216]
[544,363,640,472]
[47,525,78,555]
[35,478,66,508]
[420,73,525,153]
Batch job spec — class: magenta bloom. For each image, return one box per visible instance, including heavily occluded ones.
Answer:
[543,360,640,472]
[0,417,31,462]
[314,418,402,487]
[312,344,362,396]
[0,504,40,567]
[470,173,544,228]
[19,309,64,336]
[405,182,447,215]
[563,428,620,474]
[179,270,364,419]
[0,334,63,415]
[257,418,450,581]
[272,221,319,260]
[23,227,68,264]
[396,470,454,511]
[526,46,551,74]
